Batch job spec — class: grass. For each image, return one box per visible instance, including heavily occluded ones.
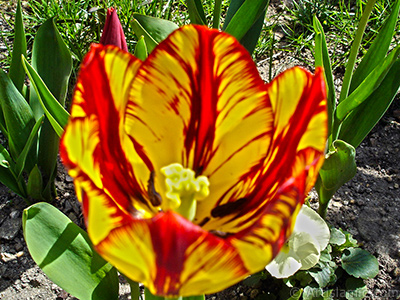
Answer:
[1,0,398,76]
[270,0,400,71]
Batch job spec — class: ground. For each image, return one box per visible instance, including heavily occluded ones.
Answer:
[0,1,400,299]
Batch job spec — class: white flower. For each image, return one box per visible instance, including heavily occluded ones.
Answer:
[265,205,330,278]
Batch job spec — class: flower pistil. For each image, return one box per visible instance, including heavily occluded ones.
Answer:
[161,163,210,221]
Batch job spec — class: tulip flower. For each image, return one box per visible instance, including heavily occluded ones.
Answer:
[266,205,330,278]
[60,25,327,297]
[100,7,128,51]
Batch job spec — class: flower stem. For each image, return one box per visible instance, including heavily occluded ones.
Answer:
[124,274,140,300]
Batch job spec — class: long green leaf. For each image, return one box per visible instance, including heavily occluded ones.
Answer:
[9,0,27,93]
[23,202,119,300]
[239,9,266,55]
[29,17,72,200]
[223,0,244,29]
[15,115,44,178]
[223,0,268,54]
[186,0,206,25]
[313,16,335,140]
[336,46,400,121]
[350,0,400,93]
[338,0,377,102]
[0,69,35,160]
[22,57,68,137]
[27,165,44,201]
[0,144,26,198]
[224,0,269,42]
[30,17,72,119]
[339,59,400,148]
[212,0,222,29]
[132,14,178,53]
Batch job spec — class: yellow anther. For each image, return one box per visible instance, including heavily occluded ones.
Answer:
[161,163,209,221]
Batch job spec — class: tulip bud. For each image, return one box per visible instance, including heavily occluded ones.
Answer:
[100,8,128,52]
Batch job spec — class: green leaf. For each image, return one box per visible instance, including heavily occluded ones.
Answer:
[23,202,119,300]
[315,140,357,211]
[30,17,72,119]
[9,0,27,93]
[186,0,207,25]
[27,165,44,201]
[0,111,8,140]
[238,9,266,55]
[134,35,148,60]
[338,0,377,102]
[341,248,379,279]
[29,17,72,200]
[243,271,266,286]
[287,288,303,300]
[319,246,332,263]
[132,14,178,53]
[224,0,269,42]
[212,0,223,29]
[350,0,400,93]
[223,0,267,54]
[345,277,368,300]
[0,144,26,197]
[313,16,335,138]
[336,231,359,252]
[37,118,59,200]
[336,46,400,122]
[322,290,333,300]
[329,227,346,246]
[303,286,323,300]
[22,57,68,137]
[309,267,333,288]
[0,69,35,159]
[291,270,313,286]
[15,115,44,178]
[339,59,400,148]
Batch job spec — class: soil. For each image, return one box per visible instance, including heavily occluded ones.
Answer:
[1,1,400,299]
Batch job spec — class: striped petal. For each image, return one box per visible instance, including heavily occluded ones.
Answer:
[124,25,273,214]
[60,44,156,244]
[198,67,327,233]
[96,210,249,296]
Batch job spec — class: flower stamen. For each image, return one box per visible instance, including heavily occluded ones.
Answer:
[161,163,209,221]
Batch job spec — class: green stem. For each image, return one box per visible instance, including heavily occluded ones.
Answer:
[165,297,182,300]
[212,0,222,29]
[330,113,341,150]
[318,200,329,219]
[338,0,377,103]
[126,277,140,300]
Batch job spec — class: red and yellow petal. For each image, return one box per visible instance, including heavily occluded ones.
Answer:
[60,44,157,220]
[124,25,273,214]
[199,67,327,234]
[228,158,311,273]
[96,211,250,296]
